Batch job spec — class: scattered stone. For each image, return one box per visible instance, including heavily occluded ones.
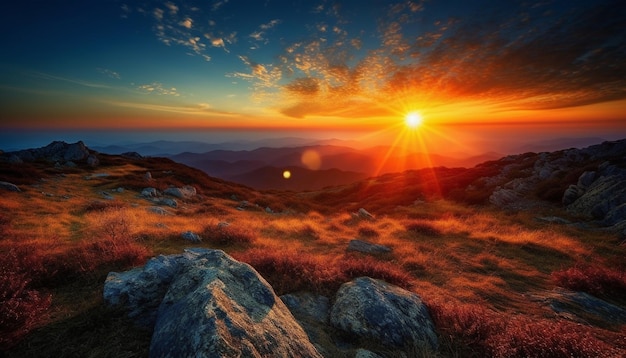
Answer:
[144,172,152,181]
[104,248,323,357]
[100,191,114,200]
[141,187,158,197]
[160,198,177,208]
[163,185,196,199]
[347,239,391,254]
[181,230,202,243]
[0,181,21,192]
[330,277,438,351]
[217,221,230,228]
[265,207,273,213]
[357,208,374,220]
[535,216,572,225]
[65,161,77,168]
[355,349,384,358]
[148,206,170,215]
[116,187,124,193]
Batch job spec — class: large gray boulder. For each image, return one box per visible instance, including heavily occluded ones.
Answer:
[330,277,438,352]
[104,248,322,358]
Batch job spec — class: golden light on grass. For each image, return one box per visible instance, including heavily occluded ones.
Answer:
[282,170,291,179]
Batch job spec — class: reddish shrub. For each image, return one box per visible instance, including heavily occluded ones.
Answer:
[357,225,380,238]
[552,264,626,299]
[426,300,621,357]
[233,249,410,296]
[0,250,52,349]
[72,237,149,273]
[405,222,441,236]
[202,224,255,246]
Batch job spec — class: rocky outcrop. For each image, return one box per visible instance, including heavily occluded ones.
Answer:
[2,141,97,166]
[564,162,626,228]
[104,248,322,358]
[483,139,626,229]
[330,277,438,352]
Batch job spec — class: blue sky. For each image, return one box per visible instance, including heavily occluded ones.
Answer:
[1,0,625,151]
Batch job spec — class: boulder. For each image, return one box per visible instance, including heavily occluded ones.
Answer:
[347,239,391,254]
[357,208,374,220]
[144,172,153,181]
[546,290,626,326]
[330,277,438,351]
[141,187,158,198]
[104,249,322,358]
[0,181,21,192]
[163,185,196,199]
[281,293,330,324]
[160,197,178,208]
[355,349,384,358]
[181,230,202,243]
[147,206,170,215]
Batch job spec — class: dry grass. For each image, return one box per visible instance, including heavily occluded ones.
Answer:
[1,158,625,357]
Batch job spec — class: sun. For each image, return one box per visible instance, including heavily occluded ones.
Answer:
[405,112,423,129]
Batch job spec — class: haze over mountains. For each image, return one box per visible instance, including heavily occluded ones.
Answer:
[89,136,608,191]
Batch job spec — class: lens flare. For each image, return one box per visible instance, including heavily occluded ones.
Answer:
[282,170,291,179]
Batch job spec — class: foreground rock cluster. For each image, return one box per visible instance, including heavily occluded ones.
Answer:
[104,248,438,357]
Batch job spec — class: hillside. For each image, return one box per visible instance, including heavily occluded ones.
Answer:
[1,140,625,357]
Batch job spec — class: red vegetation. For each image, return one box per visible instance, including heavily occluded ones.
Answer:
[426,300,622,357]
[233,249,411,296]
[0,249,52,349]
[202,223,255,246]
[552,264,626,299]
[405,221,442,236]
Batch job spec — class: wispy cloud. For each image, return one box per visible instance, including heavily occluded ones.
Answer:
[103,99,237,117]
[249,19,281,44]
[236,0,626,119]
[97,68,121,80]
[30,72,111,89]
[137,82,180,96]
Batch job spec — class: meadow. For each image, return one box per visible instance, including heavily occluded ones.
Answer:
[1,156,625,357]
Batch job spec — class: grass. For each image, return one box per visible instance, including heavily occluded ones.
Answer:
[1,157,625,357]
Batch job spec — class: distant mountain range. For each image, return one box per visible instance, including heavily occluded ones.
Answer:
[90,136,608,190]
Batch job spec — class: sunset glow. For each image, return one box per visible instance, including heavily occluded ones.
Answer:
[405,112,423,129]
[0,0,624,153]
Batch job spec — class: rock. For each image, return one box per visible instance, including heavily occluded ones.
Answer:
[181,230,202,243]
[281,293,330,324]
[562,184,583,205]
[330,277,438,351]
[160,197,177,208]
[141,187,158,197]
[577,171,596,188]
[347,239,391,254]
[355,349,384,358]
[163,185,196,199]
[100,191,114,200]
[489,187,521,206]
[148,206,170,215]
[63,141,90,161]
[144,172,152,181]
[545,290,626,325]
[86,154,99,167]
[8,154,23,164]
[104,248,322,357]
[121,152,143,159]
[0,181,21,192]
[265,207,273,213]
[357,208,374,220]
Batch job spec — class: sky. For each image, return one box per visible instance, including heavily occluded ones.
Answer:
[1,0,625,153]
